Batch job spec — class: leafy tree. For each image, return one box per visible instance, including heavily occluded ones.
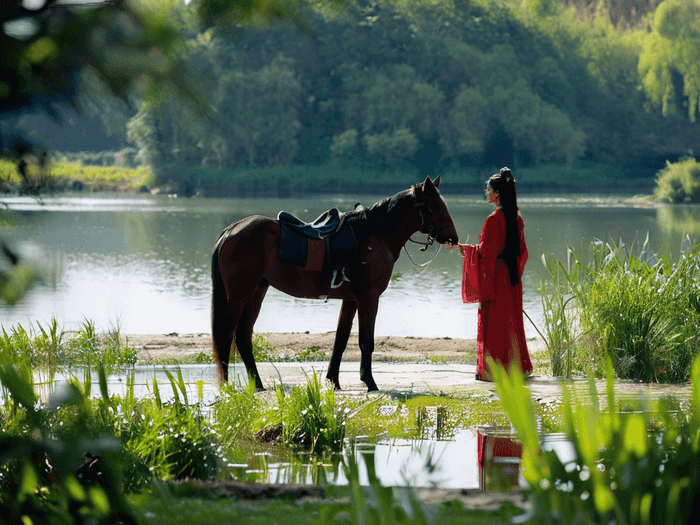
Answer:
[439,86,490,163]
[363,127,418,166]
[330,128,360,166]
[639,0,700,121]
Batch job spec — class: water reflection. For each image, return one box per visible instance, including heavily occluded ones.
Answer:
[656,206,700,238]
[220,431,480,489]
[476,427,522,491]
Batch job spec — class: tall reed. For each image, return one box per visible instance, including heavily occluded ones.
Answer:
[540,234,700,381]
[0,319,137,372]
[493,357,700,525]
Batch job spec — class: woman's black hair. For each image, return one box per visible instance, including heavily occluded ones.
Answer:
[488,167,520,286]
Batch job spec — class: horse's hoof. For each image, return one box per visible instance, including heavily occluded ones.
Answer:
[365,382,379,392]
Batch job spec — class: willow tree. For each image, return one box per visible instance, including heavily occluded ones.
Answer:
[639,0,700,121]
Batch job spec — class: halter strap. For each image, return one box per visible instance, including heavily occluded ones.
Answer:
[410,184,437,253]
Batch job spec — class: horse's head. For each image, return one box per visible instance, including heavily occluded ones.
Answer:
[414,175,459,246]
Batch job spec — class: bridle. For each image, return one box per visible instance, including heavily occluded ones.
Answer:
[411,185,438,251]
[404,185,442,267]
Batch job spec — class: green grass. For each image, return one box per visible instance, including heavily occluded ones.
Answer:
[0,318,137,373]
[3,342,694,524]
[493,357,700,525]
[129,486,518,525]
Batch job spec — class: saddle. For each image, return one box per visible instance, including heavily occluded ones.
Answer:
[278,207,358,288]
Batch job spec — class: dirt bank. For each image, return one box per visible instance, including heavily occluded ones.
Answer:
[126,331,543,363]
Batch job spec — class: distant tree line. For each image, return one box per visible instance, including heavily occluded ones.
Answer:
[121,0,700,193]
[6,0,700,195]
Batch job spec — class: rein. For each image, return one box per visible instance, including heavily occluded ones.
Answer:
[403,241,441,267]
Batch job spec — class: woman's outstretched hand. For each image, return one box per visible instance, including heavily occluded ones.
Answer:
[444,242,467,256]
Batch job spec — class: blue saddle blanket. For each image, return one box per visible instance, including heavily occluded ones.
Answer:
[278,208,357,268]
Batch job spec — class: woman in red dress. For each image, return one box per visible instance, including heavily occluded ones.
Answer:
[446,167,532,381]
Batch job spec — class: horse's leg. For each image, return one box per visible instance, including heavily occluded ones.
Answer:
[326,298,358,390]
[357,297,380,392]
[235,282,269,391]
[213,299,244,383]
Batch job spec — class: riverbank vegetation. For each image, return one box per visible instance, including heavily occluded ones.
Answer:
[0,157,152,195]
[495,359,700,525]
[6,1,700,200]
[0,349,531,523]
[0,327,696,524]
[540,235,700,381]
[654,157,700,203]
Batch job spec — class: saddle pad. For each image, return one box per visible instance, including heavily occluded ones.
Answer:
[279,224,307,266]
[328,222,357,267]
[279,224,325,271]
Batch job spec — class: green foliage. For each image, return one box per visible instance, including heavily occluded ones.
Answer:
[539,235,700,382]
[0,0,205,147]
[0,156,153,193]
[0,320,137,374]
[118,397,219,483]
[493,356,700,525]
[0,361,137,524]
[213,379,268,444]
[639,1,700,121]
[123,0,700,194]
[654,157,700,203]
[274,371,350,453]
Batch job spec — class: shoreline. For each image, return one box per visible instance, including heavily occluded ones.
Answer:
[125,331,547,363]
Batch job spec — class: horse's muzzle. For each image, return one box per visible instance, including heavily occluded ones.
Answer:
[437,233,459,245]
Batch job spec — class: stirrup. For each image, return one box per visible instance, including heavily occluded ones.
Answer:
[331,268,350,289]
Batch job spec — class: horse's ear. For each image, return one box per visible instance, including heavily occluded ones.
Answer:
[423,175,433,190]
[433,174,441,188]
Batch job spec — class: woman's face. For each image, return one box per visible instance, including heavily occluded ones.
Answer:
[485,183,499,204]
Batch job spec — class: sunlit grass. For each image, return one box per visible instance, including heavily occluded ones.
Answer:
[540,234,700,381]
[0,158,153,192]
[0,318,137,373]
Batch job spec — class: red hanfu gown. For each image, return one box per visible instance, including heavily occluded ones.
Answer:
[461,208,532,380]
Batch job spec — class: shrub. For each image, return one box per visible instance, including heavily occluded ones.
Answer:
[655,157,700,203]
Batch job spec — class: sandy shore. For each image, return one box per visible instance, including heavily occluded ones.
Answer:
[125,331,547,363]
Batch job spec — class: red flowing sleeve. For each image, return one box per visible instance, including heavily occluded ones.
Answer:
[461,211,504,303]
[518,213,528,280]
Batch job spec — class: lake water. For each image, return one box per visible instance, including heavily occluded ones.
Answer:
[2,193,698,340]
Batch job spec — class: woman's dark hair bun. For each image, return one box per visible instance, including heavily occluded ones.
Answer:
[499,167,515,183]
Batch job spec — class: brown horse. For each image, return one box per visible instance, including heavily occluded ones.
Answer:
[211,175,459,392]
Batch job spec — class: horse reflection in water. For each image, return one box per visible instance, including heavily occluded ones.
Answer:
[211,176,459,392]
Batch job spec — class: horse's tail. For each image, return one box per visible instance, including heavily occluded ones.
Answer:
[211,242,229,380]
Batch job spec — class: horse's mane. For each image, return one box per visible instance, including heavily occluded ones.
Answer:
[345,187,414,238]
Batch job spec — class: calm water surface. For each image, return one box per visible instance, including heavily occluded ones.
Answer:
[2,193,698,339]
